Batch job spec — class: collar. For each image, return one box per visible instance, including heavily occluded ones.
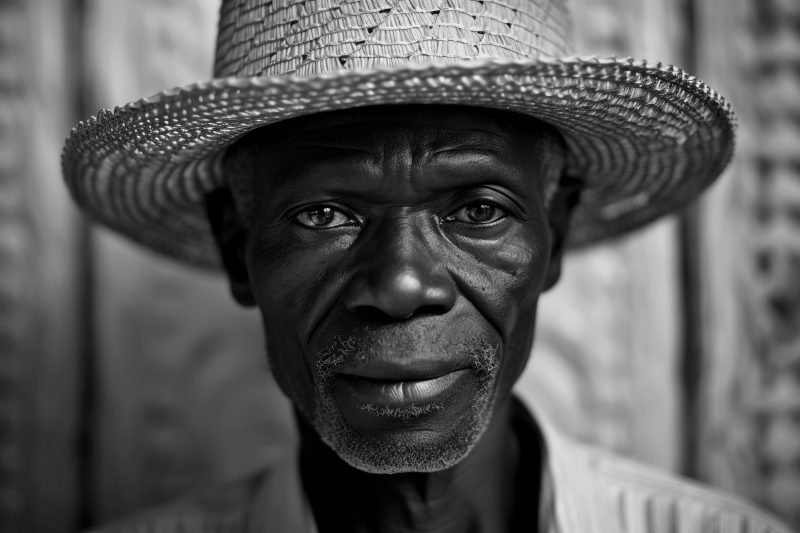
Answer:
[522,397,616,533]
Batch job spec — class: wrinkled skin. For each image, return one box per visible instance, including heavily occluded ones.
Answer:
[208,105,580,532]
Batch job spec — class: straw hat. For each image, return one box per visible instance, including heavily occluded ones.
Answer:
[62,0,735,268]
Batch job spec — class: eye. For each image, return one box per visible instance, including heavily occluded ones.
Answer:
[295,205,355,228]
[445,201,508,225]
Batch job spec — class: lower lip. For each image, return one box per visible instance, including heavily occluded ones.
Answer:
[334,369,471,410]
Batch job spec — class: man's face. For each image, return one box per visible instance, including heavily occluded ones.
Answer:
[221,106,568,474]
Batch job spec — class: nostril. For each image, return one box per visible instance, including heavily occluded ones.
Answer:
[348,304,402,320]
[414,303,452,317]
[348,303,450,321]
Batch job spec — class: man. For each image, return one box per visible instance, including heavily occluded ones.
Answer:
[62,0,794,531]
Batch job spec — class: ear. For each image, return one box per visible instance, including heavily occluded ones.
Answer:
[543,175,582,291]
[204,187,257,307]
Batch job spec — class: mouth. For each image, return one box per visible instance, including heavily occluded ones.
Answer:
[336,369,470,408]
[314,331,500,433]
[330,365,477,430]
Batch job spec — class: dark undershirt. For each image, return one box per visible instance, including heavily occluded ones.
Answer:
[508,396,544,532]
[299,396,543,532]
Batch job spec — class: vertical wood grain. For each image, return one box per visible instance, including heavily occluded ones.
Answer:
[694,0,800,528]
[0,0,85,532]
[82,0,296,525]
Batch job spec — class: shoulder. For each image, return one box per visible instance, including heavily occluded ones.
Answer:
[84,471,266,533]
[562,439,794,533]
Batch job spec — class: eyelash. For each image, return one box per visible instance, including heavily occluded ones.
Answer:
[293,205,358,229]
[293,200,511,230]
[443,200,509,226]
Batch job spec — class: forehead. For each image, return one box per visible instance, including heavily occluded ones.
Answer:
[232,105,562,161]
[226,105,565,202]
[279,106,525,145]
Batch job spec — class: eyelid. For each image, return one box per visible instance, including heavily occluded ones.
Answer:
[477,186,527,218]
[445,191,519,217]
[286,201,352,220]
[290,202,361,228]
[443,200,510,227]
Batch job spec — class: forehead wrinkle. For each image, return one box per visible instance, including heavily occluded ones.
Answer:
[274,144,378,178]
[276,123,435,197]
[271,141,524,206]
[253,111,547,200]
[424,127,516,156]
[262,137,381,197]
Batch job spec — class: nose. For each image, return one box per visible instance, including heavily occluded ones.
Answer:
[343,221,457,320]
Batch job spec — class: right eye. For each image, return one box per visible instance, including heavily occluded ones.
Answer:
[295,205,355,229]
[444,200,508,225]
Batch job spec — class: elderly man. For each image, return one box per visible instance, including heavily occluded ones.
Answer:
[63,0,793,531]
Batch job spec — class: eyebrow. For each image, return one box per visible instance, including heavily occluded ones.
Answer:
[283,136,515,171]
[429,142,511,162]
[277,138,517,173]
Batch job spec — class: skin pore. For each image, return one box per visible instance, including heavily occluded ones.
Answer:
[207,105,580,532]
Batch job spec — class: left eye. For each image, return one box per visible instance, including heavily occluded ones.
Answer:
[295,206,354,228]
[445,201,507,224]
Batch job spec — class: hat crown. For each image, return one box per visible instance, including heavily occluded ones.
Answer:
[214,0,573,77]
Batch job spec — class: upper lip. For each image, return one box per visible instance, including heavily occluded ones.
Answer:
[337,359,466,381]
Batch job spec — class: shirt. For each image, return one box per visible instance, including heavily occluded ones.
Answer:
[90,397,795,533]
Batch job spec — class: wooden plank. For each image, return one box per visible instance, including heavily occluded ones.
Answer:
[82,0,296,525]
[694,0,800,528]
[0,0,85,532]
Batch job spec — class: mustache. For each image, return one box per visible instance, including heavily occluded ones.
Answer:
[314,325,499,382]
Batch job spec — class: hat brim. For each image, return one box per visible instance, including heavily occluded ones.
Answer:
[62,56,735,269]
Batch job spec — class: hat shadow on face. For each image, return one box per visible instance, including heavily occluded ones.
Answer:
[205,105,583,307]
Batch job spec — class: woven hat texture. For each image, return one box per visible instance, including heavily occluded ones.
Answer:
[62,0,735,268]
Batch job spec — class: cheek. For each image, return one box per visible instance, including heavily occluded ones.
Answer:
[447,224,550,385]
[246,224,353,329]
[449,223,550,330]
[245,224,354,416]
[250,242,314,319]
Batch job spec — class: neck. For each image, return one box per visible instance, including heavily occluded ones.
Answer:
[298,398,538,533]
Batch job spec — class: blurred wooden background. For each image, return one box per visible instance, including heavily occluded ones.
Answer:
[1,0,798,531]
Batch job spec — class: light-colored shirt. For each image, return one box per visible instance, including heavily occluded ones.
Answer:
[90,398,795,533]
